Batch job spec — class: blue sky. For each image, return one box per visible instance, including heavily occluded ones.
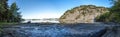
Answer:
[8,0,112,19]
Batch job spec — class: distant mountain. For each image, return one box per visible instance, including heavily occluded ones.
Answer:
[59,5,109,24]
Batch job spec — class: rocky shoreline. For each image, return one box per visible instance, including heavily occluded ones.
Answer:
[0,23,120,37]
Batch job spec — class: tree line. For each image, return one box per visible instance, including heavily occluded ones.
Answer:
[95,0,120,23]
[0,0,22,22]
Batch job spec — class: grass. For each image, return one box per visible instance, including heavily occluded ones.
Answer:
[0,22,19,34]
[0,22,19,27]
[0,22,18,25]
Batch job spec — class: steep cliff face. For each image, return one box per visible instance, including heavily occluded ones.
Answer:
[59,5,109,24]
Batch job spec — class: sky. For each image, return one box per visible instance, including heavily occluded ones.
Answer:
[8,0,112,19]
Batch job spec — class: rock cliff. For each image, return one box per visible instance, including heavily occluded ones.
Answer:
[59,5,109,24]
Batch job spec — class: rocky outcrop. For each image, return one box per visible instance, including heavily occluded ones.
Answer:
[59,5,109,24]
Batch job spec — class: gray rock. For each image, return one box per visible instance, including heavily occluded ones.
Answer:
[1,23,107,37]
[59,5,109,24]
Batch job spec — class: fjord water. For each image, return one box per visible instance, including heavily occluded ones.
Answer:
[2,23,109,37]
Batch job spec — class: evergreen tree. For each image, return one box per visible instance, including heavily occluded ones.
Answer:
[0,0,22,22]
[110,0,120,13]
[110,0,120,23]
[10,2,22,22]
[96,0,120,23]
[0,0,9,22]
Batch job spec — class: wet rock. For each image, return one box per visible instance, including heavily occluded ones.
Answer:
[1,23,108,37]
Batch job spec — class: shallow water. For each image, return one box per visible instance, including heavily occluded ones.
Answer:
[1,23,109,37]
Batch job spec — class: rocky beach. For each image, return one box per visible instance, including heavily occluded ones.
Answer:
[0,23,120,37]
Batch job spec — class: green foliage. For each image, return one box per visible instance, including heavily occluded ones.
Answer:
[0,0,9,22]
[96,0,120,23]
[110,0,120,12]
[0,0,22,23]
[111,0,120,23]
[10,2,22,22]
[95,12,111,22]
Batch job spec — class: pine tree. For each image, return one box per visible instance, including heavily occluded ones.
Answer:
[10,2,22,22]
[110,0,120,23]
[0,0,22,22]
[0,0,9,22]
[95,0,120,23]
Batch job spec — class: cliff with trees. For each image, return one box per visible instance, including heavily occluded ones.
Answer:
[59,0,120,24]
[59,5,109,24]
